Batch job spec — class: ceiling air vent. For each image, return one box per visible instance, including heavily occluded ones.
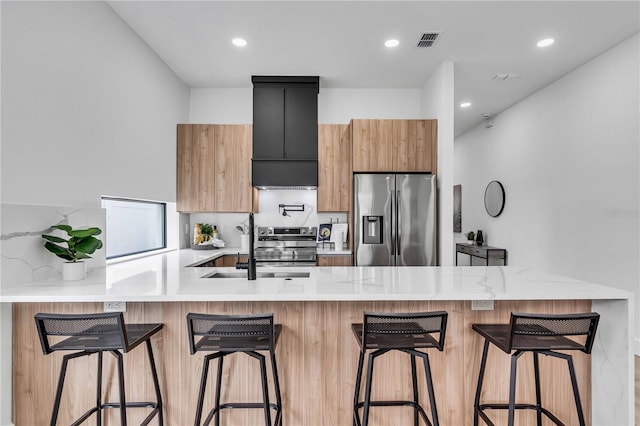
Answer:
[417,32,442,48]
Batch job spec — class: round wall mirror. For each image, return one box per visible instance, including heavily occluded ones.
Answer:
[484,181,505,217]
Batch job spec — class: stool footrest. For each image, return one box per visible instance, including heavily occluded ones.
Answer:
[356,399,426,409]
[101,401,159,409]
[69,402,160,426]
[203,402,280,426]
[477,403,565,425]
[355,400,431,425]
[218,402,280,410]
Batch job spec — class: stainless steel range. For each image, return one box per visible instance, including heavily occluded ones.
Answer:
[255,226,317,266]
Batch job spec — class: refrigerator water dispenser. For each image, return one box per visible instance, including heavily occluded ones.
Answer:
[363,216,383,244]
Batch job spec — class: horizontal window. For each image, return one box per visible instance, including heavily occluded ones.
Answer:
[101,197,166,259]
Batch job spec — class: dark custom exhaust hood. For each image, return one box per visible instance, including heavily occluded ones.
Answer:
[251,76,319,189]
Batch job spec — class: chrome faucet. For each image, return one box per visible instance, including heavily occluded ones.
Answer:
[235,212,257,280]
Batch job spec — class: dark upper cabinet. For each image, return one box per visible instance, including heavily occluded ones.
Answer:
[252,76,319,161]
[252,87,285,159]
[252,76,319,187]
[284,86,318,159]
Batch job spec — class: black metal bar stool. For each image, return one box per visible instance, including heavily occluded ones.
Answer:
[351,311,448,426]
[186,313,282,426]
[34,312,164,426]
[472,312,600,426]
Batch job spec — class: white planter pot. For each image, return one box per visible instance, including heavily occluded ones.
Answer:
[62,261,86,281]
[467,240,475,245]
[240,234,250,252]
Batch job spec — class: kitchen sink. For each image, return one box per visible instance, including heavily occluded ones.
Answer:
[203,271,310,279]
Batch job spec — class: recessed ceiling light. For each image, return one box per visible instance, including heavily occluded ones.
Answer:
[232,38,247,47]
[385,39,399,48]
[537,38,554,47]
[460,102,471,108]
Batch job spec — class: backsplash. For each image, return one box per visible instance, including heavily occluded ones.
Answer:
[189,190,347,247]
[1,204,106,288]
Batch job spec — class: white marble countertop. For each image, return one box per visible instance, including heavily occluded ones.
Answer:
[316,248,352,255]
[0,249,632,303]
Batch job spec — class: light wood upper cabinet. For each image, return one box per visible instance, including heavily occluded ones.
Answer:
[318,124,352,212]
[352,119,393,172]
[352,119,437,174]
[177,124,253,212]
[213,125,252,212]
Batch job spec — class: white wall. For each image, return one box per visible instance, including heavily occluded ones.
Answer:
[1,2,190,423]
[318,89,422,124]
[1,1,190,207]
[455,34,639,348]
[421,62,455,266]
[189,87,422,124]
[190,88,252,124]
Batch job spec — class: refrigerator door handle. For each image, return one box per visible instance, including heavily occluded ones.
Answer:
[395,190,401,256]
[390,188,396,255]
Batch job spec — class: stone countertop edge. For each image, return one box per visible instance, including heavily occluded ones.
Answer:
[0,248,632,304]
[317,248,352,255]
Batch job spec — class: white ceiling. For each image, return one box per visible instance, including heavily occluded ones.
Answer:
[108,1,639,137]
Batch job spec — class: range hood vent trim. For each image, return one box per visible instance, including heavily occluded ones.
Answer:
[257,186,317,191]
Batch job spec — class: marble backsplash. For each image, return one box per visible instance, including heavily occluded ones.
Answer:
[1,204,106,288]
[190,190,348,247]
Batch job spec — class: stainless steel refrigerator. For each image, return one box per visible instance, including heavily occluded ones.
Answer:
[354,173,437,266]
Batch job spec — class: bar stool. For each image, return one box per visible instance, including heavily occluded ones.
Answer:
[34,312,163,425]
[472,312,600,426]
[186,313,282,426]
[351,311,448,426]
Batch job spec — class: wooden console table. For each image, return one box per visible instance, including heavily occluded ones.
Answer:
[455,243,507,266]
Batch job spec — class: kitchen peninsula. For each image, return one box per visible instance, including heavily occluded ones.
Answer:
[2,250,633,425]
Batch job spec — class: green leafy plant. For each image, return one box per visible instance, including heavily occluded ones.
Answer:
[466,231,475,241]
[42,225,103,262]
[199,223,214,236]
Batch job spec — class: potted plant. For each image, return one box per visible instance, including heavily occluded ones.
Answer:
[199,223,214,241]
[42,225,103,280]
[466,231,475,245]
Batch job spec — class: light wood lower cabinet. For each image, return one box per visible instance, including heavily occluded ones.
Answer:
[177,124,253,212]
[13,300,591,425]
[222,254,247,267]
[317,255,353,266]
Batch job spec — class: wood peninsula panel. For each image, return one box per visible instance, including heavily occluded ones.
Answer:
[318,124,352,212]
[13,300,591,425]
